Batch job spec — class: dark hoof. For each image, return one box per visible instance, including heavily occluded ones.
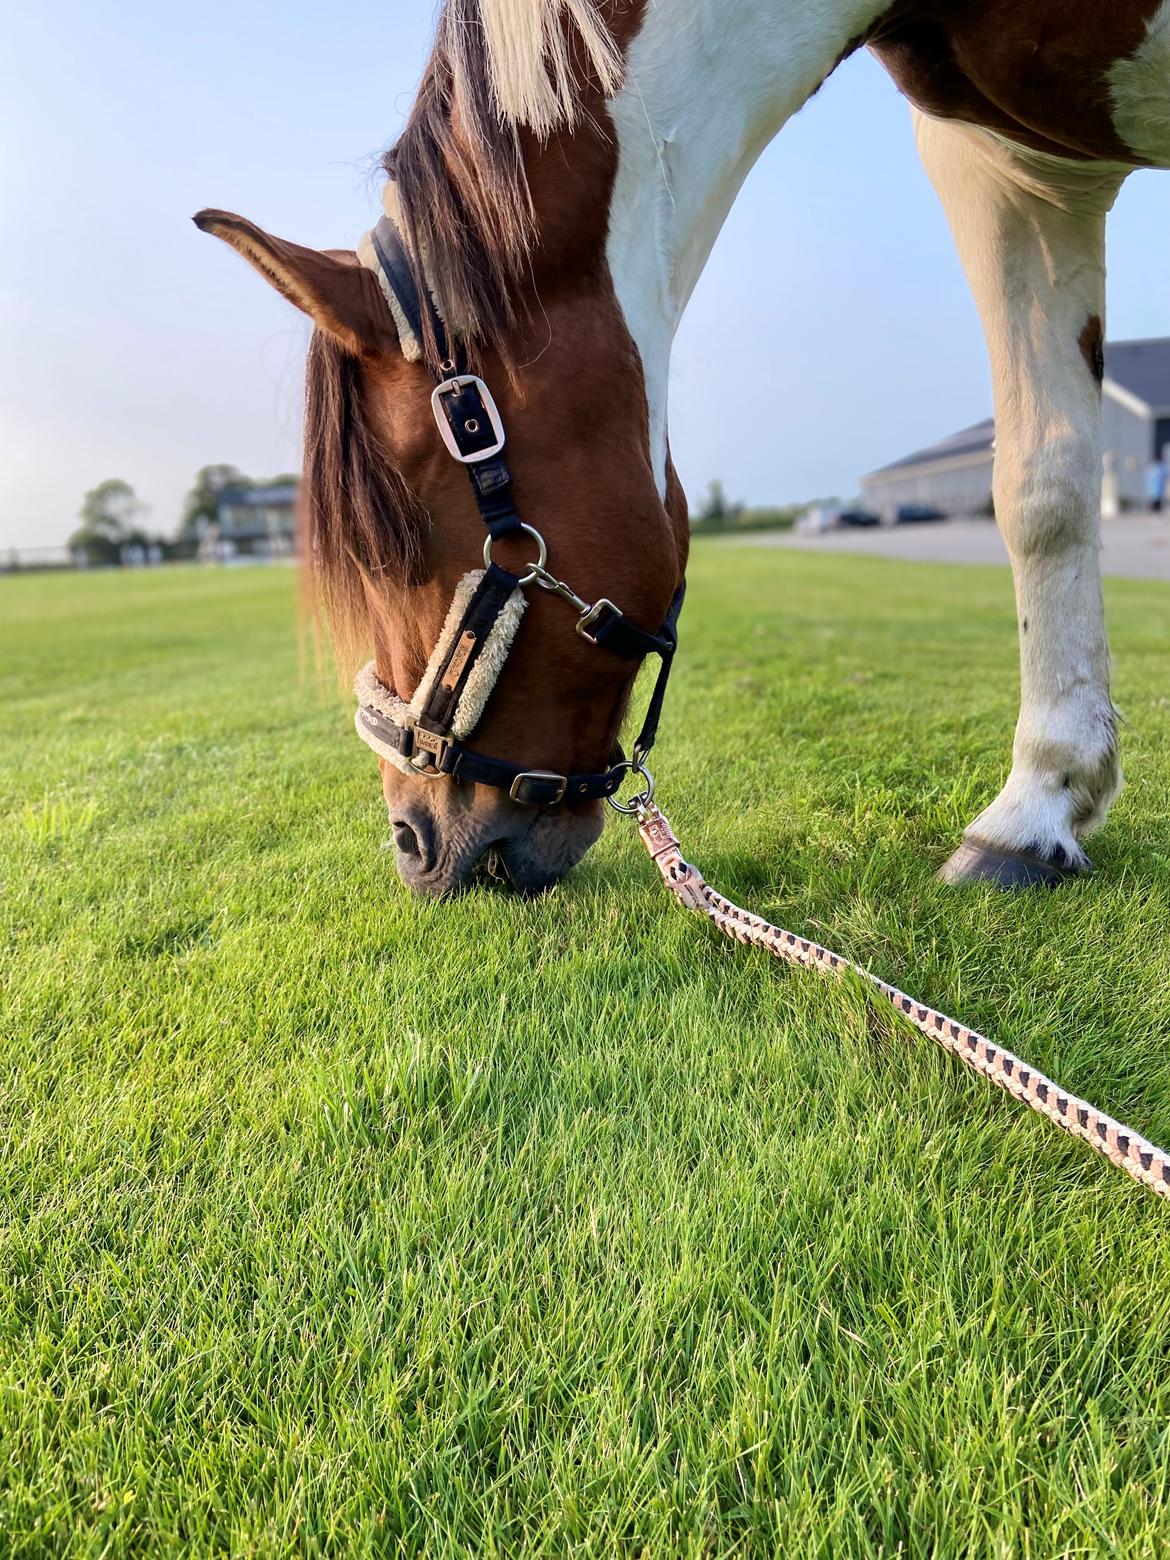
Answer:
[939,839,1087,889]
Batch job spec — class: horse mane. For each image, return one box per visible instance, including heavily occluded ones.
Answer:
[302,331,428,668]
[303,0,623,660]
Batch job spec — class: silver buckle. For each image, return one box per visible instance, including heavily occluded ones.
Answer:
[576,598,620,644]
[509,771,568,806]
[431,375,506,463]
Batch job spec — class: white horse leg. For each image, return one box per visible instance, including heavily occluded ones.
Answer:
[914,112,1128,887]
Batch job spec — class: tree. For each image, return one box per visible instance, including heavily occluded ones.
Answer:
[69,479,149,566]
[178,464,249,541]
[692,479,744,530]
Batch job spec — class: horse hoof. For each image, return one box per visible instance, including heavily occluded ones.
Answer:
[938,839,1086,889]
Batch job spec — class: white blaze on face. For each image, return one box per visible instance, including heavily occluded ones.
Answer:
[603,0,890,494]
[1109,1,1170,166]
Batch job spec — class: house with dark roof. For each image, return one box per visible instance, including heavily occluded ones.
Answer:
[203,481,298,559]
[861,338,1170,516]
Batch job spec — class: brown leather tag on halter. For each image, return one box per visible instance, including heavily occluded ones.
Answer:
[441,631,477,691]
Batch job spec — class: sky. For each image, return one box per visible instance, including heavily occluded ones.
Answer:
[2,0,1168,553]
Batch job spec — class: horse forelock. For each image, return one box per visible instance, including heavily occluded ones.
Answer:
[381,0,629,365]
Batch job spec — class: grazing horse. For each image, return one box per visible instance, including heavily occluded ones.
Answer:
[198,0,1170,895]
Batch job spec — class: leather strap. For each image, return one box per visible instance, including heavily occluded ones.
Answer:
[356,582,683,803]
[371,217,524,541]
[356,703,627,806]
[435,379,500,460]
[626,583,684,760]
[586,584,684,663]
[447,748,626,806]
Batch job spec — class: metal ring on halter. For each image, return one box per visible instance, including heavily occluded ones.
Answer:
[607,757,656,815]
[483,524,548,587]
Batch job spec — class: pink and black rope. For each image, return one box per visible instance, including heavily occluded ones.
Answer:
[638,806,1170,1200]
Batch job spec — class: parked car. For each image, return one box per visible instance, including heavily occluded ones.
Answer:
[838,507,882,528]
[796,505,839,534]
[884,503,947,525]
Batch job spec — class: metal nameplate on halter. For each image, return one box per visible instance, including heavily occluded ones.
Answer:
[431,375,506,463]
[440,630,478,691]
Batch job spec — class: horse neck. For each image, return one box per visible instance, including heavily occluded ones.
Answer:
[604,0,889,491]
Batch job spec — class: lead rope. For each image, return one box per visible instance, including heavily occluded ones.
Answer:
[634,801,1170,1200]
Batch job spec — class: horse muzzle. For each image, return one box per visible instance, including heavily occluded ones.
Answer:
[386,789,604,896]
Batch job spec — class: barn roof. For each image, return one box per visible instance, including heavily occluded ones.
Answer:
[866,338,1169,481]
[866,418,994,478]
[1104,339,1170,410]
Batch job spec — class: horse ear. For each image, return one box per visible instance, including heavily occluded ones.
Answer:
[193,209,396,357]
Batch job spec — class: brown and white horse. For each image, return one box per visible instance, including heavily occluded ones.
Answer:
[198,0,1170,895]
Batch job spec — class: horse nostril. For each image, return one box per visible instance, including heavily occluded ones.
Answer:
[392,820,420,857]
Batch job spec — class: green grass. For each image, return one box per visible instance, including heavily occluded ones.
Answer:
[3,549,1170,1557]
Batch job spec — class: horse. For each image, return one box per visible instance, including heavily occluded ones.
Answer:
[196,0,1170,896]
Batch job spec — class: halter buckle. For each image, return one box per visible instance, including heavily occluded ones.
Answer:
[509,771,568,807]
[576,598,621,645]
[431,375,506,463]
[409,724,448,774]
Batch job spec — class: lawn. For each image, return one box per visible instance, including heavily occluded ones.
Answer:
[3,547,1170,1557]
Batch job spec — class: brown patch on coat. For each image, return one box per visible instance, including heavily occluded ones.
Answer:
[1079,312,1110,382]
[1079,315,1106,385]
[868,0,1164,164]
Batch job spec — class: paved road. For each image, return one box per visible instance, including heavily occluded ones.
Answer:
[725,513,1170,581]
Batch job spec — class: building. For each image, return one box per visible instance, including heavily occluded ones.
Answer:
[201,481,298,559]
[861,338,1170,517]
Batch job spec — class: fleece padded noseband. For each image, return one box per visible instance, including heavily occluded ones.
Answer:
[354,566,526,770]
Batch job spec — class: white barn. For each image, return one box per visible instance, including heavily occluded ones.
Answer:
[861,338,1170,516]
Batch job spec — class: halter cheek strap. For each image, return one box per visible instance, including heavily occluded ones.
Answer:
[353,212,685,808]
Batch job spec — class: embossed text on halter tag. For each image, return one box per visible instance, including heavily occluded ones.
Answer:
[413,727,445,758]
[441,631,478,690]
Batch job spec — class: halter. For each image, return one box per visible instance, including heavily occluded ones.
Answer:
[352,215,684,810]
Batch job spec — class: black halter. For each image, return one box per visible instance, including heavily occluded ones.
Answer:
[356,216,684,809]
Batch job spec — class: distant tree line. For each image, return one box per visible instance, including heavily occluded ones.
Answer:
[67,465,297,567]
[65,466,819,567]
[689,478,815,535]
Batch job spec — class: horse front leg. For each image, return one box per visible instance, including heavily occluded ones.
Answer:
[915,112,1127,887]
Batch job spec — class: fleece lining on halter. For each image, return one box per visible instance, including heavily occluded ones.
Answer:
[353,569,526,772]
[356,185,443,363]
[358,232,422,361]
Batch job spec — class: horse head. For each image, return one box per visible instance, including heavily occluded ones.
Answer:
[196,3,688,894]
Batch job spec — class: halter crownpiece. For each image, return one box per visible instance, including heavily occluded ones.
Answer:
[353,210,684,809]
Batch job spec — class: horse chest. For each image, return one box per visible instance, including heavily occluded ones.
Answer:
[868,0,1168,165]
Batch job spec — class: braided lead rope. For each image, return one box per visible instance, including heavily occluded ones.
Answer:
[636,804,1170,1200]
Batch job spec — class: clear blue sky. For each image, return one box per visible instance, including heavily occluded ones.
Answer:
[3,0,1167,550]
